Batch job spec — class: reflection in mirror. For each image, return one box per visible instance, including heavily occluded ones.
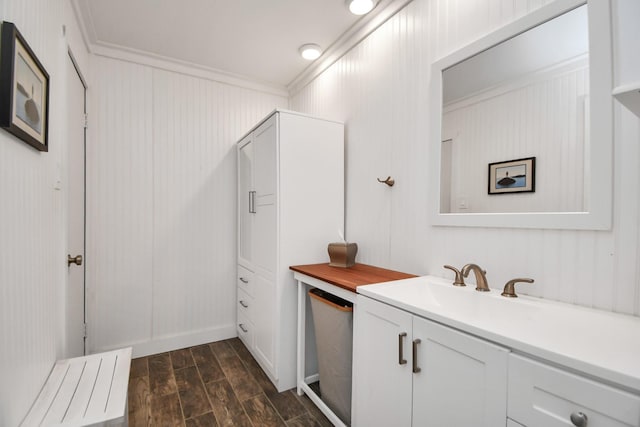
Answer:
[440,5,588,214]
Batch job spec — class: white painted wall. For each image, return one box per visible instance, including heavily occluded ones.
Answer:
[0,0,637,423]
[86,55,288,356]
[0,0,90,425]
[290,0,640,316]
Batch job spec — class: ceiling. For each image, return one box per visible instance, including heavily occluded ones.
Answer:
[73,0,389,89]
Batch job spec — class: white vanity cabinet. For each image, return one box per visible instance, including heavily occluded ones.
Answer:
[236,109,344,392]
[353,295,509,427]
[355,276,640,427]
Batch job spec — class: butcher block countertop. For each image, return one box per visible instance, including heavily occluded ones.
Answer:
[289,263,417,293]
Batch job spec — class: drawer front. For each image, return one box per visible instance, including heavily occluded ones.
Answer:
[237,265,253,295]
[237,287,253,322]
[508,354,640,427]
[237,311,254,348]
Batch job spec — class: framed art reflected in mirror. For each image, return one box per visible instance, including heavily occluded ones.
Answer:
[488,157,536,195]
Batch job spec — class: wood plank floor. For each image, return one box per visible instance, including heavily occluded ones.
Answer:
[128,338,332,426]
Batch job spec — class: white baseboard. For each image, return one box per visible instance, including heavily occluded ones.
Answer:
[91,325,238,358]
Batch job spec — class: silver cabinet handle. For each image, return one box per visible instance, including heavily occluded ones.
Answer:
[570,412,588,427]
[249,191,256,213]
[239,300,248,308]
[398,332,407,365]
[239,277,249,284]
[239,324,248,333]
[412,339,421,373]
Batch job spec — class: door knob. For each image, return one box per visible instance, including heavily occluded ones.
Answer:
[68,254,83,266]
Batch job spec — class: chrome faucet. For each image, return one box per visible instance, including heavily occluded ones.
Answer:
[461,264,490,292]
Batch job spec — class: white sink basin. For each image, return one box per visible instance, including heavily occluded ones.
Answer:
[357,275,640,392]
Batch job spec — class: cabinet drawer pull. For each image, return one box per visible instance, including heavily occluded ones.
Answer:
[398,332,407,365]
[249,191,256,213]
[239,300,249,308]
[239,277,249,284]
[570,412,588,427]
[239,324,248,333]
[412,339,421,373]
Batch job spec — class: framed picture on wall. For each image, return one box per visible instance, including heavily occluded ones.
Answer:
[0,21,49,152]
[488,157,535,194]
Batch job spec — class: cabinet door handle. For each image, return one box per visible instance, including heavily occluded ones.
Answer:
[239,324,248,333]
[239,277,249,284]
[239,300,249,308]
[398,332,407,365]
[249,191,256,213]
[412,339,421,373]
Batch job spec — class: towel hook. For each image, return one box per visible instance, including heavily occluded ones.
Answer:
[377,176,395,187]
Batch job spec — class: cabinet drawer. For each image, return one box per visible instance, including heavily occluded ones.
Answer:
[237,265,253,294]
[508,354,640,426]
[237,311,253,348]
[237,287,253,322]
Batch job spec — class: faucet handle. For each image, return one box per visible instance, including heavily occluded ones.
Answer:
[444,265,465,286]
[501,278,534,298]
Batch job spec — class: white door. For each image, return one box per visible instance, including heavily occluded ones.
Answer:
[66,53,86,357]
[238,135,253,269]
[412,316,509,427]
[352,296,413,427]
[251,116,278,375]
[252,115,277,276]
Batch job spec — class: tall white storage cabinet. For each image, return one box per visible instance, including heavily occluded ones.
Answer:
[236,110,344,392]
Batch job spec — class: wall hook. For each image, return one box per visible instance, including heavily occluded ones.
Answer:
[377,176,395,187]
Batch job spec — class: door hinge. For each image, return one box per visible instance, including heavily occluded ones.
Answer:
[83,113,88,129]
[83,323,87,338]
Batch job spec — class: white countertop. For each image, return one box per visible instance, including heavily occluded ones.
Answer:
[357,275,640,393]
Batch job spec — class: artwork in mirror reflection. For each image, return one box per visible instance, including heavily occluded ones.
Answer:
[439,5,588,214]
[488,157,535,195]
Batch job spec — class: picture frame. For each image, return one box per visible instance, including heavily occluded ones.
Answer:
[488,157,535,195]
[0,21,49,152]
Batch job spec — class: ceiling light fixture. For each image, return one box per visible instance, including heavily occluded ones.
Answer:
[347,0,378,15]
[299,44,322,60]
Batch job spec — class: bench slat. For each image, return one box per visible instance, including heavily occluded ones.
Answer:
[63,357,102,422]
[21,363,70,426]
[20,348,132,427]
[42,360,87,425]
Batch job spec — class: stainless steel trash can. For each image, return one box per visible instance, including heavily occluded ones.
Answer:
[309,288,353,425]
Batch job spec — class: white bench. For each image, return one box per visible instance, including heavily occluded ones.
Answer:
[21,347,132,427]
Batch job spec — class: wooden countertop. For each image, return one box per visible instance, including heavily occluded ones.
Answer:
[289,263,417,293]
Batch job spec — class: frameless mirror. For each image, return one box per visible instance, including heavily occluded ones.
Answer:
[429,0,612,230]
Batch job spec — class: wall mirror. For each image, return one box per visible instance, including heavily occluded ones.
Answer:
[428,0,612,230]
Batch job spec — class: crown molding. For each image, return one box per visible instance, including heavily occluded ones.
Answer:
[69,0,288,98]
[91,42,289,98]
[287,0,414,96]
[70,0,413,99]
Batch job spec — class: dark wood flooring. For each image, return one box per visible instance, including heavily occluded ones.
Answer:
[128,338,332,426]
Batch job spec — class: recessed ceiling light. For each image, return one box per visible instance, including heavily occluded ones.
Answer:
[347,0,377,15]
[299,44,322,60]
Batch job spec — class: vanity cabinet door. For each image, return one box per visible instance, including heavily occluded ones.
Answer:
[508,354,640,427]
[353,296,413,427]
[412,316,509,427]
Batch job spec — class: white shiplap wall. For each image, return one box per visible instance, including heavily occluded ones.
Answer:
[291,0,640,316]
[0,0,89,424]
[87,56,287,355]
